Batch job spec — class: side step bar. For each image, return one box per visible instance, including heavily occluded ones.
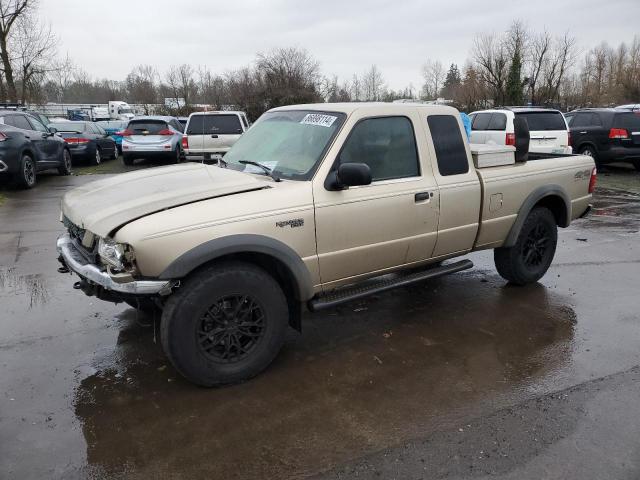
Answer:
[308,259,473,312]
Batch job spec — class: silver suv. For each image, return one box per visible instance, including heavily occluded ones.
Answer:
[121,116,184,165]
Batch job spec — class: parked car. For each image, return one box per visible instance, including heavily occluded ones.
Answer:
[0,109,71,188]
[48,121,118,165]
[177,117,189,128]
[616,104,640,111]
[121,116,184,165]
[56,103,595,386]
[96,120,128,154]
[469,107,572,155]
[182,111,249,161]
[564,108,640,170]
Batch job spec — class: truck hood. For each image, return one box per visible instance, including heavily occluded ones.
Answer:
[61,163,269,238]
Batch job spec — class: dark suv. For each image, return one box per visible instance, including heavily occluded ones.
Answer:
[0,110,72,188]
[565,108,640,170]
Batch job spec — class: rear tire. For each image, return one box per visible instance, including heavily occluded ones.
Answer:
[579,145,600,168]
[111,146,119,160]
[494,207,557,285]
[173,146,181,164]
[57,149,72,176]
[161,261,289,387]
[122,154,134,166]
[15,154,36,189]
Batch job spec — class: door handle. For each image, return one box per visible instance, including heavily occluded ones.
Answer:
[211,134,218,138]
[414,192,431,202]
[579,131,587,134]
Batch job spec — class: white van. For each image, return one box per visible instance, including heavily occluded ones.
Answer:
[182,111,249,161]
[469,107,572,155]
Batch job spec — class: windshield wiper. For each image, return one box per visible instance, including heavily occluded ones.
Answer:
[239,160,281,182]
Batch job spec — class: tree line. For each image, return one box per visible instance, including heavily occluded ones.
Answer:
[0,1,638,119]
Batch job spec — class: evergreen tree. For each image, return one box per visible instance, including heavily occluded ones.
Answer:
[505,49,523,105]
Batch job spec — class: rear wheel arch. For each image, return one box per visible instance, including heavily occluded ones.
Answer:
[504,186,570,248]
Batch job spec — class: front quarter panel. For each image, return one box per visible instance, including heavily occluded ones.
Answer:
[114,180,320,288]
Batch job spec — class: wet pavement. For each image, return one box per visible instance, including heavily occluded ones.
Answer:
[1,169,640,479]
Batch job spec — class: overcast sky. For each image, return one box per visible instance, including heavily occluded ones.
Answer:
[41,0,639,91]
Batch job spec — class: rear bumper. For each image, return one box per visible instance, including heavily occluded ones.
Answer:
[56,233,174,296]
[599,146,640,163]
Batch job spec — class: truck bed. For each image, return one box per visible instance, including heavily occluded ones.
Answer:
[473,154,594,249]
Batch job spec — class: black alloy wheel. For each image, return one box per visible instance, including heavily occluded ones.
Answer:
[196,294,266,363]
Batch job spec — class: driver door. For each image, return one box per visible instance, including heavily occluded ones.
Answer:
[313,112,439,289]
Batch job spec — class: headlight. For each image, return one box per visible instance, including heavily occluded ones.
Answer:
[98,237,130,271]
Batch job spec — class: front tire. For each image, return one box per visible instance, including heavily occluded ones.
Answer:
[494,207,558,285]
[91,147,102,166]
[15,154,36,189]
[57,149,72,176]
[161,261,289,387]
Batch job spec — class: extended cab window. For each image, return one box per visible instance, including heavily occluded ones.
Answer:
[427,115,469,176]
[339,116,419,182]
[188,115,242,135]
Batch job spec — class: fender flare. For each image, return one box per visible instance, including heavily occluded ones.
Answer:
[503,185,571,248]
[158,234,314,301]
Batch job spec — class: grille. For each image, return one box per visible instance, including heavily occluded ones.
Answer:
[62,215,86,242]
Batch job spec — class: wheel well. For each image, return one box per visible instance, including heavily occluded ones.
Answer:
[534,195,568,227]
[197,252,303,331]
[576,141,597,154]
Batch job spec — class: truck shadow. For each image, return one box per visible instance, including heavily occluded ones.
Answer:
[73,272,576,479]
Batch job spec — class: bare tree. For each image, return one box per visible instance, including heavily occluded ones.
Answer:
[361,64,385,101]
[421,59,445,99]
[528,30,552,104]
[472,33,509,105]
[126,64,157,113]
[12,14,57,103]
[49,53,75,102]
[540,33,577,104]
[0,0,32,101]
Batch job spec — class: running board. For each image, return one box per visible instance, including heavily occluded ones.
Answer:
[308,259,473,312]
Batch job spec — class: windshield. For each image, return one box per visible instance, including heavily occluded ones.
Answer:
[50,122,86,132]
[224,110,345,181]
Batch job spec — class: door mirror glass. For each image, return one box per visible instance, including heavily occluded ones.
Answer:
[48,126,57,134]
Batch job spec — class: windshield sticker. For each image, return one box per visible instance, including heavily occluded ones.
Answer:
[300,113,337,128]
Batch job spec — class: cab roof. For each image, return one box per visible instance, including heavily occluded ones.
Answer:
[269,102,459,116]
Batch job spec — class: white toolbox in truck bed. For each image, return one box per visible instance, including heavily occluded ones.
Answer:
[470,144,515,168]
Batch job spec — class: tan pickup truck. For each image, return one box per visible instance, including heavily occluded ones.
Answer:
[57,103,595,386]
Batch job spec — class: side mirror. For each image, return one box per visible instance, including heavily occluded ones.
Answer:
[326,162,372,190]
[48,127,57,134]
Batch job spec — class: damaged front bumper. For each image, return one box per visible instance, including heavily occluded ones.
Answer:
[56,233,174,296]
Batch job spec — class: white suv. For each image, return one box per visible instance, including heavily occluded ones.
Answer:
[183,111,249,161]
[469,107,572,155]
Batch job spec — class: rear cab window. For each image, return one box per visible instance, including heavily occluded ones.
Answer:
[187,115,243,135]
[515,111,566,131]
